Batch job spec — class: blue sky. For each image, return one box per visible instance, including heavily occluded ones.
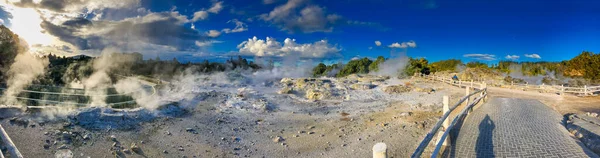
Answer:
[0,0,599,63]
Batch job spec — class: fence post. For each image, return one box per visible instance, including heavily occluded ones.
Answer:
[470,79,474,88]
[585,85,588,96]
[373,143,387,158]
[465,87,471,114]
[442,96,450,145]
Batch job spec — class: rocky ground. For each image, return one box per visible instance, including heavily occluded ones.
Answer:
[0,76,467,158]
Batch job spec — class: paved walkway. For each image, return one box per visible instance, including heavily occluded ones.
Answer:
[449,97,598,158]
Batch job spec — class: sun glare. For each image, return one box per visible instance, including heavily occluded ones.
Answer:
[6,6,54,48]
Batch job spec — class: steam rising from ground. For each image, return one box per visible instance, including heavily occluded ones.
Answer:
[83,48,136,106]
[373,50,409,77]
[1,52,49,108]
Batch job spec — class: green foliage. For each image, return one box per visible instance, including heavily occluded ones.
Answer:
[565,51,600,80]
[429,59,462,72]
[312,63,327,77]
[0,25,24,81]
[404,57,430,76]
[336,58,373,77]
[369,56,386,72]
[466,61,488,69]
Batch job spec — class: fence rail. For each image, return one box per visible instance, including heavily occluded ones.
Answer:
[410,74,489,158]
[423,74,600,96]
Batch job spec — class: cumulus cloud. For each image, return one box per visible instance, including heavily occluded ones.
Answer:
[525,53,541,59]
[221,19,248,33]
[191,1,224,22]
[505,55,520,60]
[464,54,496,61]
[388,41,417,48]
[192,10,209,22]
[375,40,381,46]
[43,11,210,51]
[237,36,341,58]
[260,0,342,33]
[206,30,221,37]
[207,1,224,14]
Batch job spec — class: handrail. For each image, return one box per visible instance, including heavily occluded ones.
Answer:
[424,74,598,96]
[430,93,486,157]
[411,88,486,158]
[0,124,22,158]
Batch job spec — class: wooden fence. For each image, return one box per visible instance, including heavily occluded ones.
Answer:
[423,74,600,96]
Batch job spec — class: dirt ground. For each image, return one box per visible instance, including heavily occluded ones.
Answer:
[2,79,598,158]
[0,78,468,158]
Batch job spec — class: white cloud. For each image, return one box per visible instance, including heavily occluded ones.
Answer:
[195,40,223,47]
[192,10,209,22]
[463,54,496,61]
[237,36,341,58]
[505,55,520,60]
[208,1,224,14]
[260,0,342,33]
[206,30,221,37]
[190,1,223,22]
[221,19,248,33]
[388,41,417,48]
[524,54,541,59]
[375,40,381,46]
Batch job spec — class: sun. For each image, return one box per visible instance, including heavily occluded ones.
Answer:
[4,5,54,48]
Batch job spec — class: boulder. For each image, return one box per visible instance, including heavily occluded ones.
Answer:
[384,85,411,94]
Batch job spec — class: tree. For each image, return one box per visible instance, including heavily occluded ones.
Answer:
[0,25,24,82]
[312,63,327,77]
[369,56,386,72]
[404,57,430,76]
[430,59,462,73]
[336,58,373,77]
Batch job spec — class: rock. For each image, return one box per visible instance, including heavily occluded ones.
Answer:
[83,134,92,140]
[591,113,599,117]
[123,149,131,154]
[278,87,294,94]
[307,126,315,129]
[178,147,184,151]
[58,144,69,149]
[43,144,50,149]
[272,136,284,143]
[298,131,305,134]
[305,89,330,100]
[131,143,142,154]
[399,112,413,117]
[186,128,195,132]
[163,150,168,154]
[110,135,117,142]
[350,83,375,90]
[308,131,315,135]
[384,85,411,94]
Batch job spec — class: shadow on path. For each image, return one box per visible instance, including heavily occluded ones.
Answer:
[475,115,495,157]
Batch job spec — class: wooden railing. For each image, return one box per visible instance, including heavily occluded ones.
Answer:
[424,74,600,96]
[410,75,489,158]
